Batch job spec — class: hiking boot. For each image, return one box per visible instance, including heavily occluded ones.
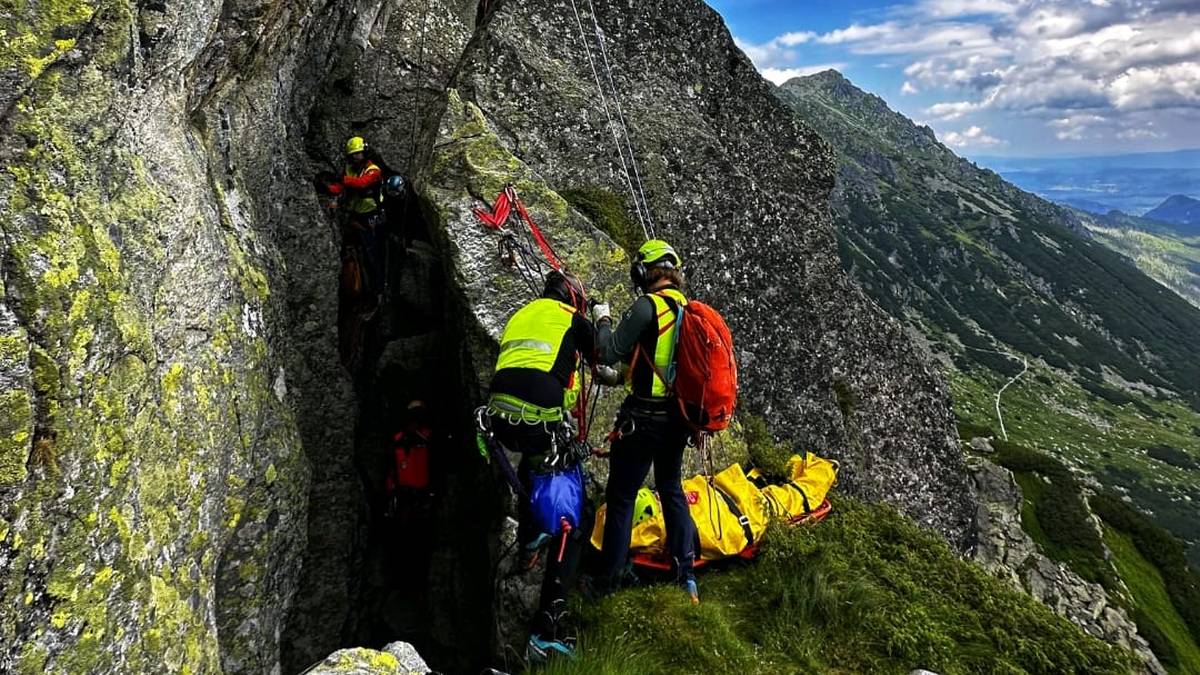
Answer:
[684,577,700,605]
[527,634,575,665]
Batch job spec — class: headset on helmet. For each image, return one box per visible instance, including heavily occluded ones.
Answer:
[630,239,682,291]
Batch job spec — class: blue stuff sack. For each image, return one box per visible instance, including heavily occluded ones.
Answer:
[530,464,584,535]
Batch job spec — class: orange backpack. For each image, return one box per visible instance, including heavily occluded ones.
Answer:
[667,297,738,433]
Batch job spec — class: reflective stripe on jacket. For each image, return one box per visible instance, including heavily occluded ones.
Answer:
[495,298,583,410]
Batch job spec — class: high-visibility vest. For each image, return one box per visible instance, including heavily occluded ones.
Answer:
[494,298,582,410]
[345,162,381,214]
[628,288,687,399]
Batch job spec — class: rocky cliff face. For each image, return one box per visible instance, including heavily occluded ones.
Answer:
[441,0,977,545]
[3,0,977,672]
[968,454,1164,674]
[1,1,366,672]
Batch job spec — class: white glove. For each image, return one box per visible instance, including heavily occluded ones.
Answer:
[595,365,622,386]
[592,302,612,323]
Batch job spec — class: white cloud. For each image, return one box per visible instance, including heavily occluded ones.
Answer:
[817,23,900,44]
[732,0,1200,149]
[927,99,985,119]
[1109,62,1200,109]
[777,31,817,46]
[914,0,1019,19]
[942,125,1005,147]
[735,32,819,69]
[761,64,849,85]
[1117,127,1166,139]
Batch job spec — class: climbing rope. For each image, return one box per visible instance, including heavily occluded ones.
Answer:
[583,0,656,236]
[564,0,652,239]
[407,1,433,173]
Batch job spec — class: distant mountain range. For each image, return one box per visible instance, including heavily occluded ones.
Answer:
[1145,195,1200,233]
[1073,208,1200,309]
[970,150,1200,216]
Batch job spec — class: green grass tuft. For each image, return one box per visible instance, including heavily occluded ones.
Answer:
[740,413,793,480]
[545,498,1133,674]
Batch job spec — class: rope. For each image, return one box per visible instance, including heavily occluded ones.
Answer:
[583,0,656,237]
[407,1,432,173]
[564,0,650,240]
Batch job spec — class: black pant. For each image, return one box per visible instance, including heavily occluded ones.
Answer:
[493,418,582,640]
[598,400,695,583]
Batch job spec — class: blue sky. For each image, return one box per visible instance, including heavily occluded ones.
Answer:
[707,0,1200,158]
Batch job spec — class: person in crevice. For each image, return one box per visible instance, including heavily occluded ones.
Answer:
[326,136,385,304]
[384,400,440,559]
[591,239,700,603]
[487,270,597,661]
[379,399,441,634]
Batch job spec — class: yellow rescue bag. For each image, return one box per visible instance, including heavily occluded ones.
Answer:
[590,453,838,562]
[753,452,839,521]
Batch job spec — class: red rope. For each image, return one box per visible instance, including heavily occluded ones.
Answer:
[474,186,562,271]
[472,188,512,229]
[513,195,562,270]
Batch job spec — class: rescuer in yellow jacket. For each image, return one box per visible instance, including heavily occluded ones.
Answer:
[487,270,596,661]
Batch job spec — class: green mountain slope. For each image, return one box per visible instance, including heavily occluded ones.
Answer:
[1073,209,1200,310]
[776,70,1200,566]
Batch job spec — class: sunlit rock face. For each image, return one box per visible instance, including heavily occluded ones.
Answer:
[1,0,975,672]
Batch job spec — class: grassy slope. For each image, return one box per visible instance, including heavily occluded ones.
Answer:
[1105,527,1200,675]
[949,364,1200,567]
[547,499,1132,675]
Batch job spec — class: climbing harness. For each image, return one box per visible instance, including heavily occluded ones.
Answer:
[475,406,527,498]
[564,0,654,239]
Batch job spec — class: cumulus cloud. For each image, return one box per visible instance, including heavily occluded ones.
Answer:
[927,99,986,120]
[735,0,1200,147]
[1117,127,1166,139]
[817,23,900,45]
[941,125,1006,147]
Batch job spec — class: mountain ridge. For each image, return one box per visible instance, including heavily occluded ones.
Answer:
[1145,195,1200,234]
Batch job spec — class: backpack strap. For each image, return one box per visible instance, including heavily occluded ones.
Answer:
[711,484,755,545]
[785,481,812,514]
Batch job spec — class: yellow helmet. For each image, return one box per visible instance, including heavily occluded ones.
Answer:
[345,136,367,155]
[633,487,659,526]
[631,239,683,290]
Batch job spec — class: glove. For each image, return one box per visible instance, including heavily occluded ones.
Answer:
[595,365,622,386]
[592,302,611,323]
